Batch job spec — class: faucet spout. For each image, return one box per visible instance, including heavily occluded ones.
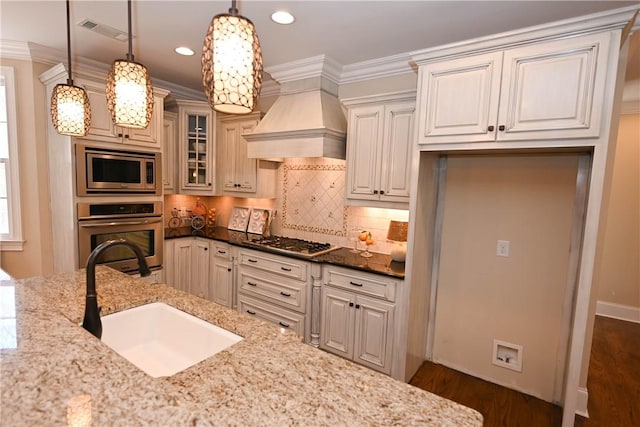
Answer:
[82,239,151,339]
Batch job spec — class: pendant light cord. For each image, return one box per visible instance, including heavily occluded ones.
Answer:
[127,0,134,62]
[65,0,73,85]
[229,0,238,16]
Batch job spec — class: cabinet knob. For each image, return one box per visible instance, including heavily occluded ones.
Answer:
[498,125,506,131]
[117,133,123,138]
[355,304,361,309]
[208,183,212,186]
[373,190,379,195]
[227,268,232,272]
[349,302,354,307]
[380,190,385,195]
[124,134,130,139]
[204,247,208,251]
[488,125,495,132]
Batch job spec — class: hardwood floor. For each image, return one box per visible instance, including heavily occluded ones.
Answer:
[409,316,640,426]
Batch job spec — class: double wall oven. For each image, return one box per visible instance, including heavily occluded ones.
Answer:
[77,202,163,273]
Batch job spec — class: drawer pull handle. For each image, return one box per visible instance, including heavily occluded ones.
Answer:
[280,291,291,297]
[280,267,292,272]
[246,310,256,315]
[349,281,364,287]
[248,258,258,263]
[217,250,227,254]
[247,281,258,286]
[279,321,290,328]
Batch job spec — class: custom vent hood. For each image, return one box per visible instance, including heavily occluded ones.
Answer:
[244,56,347,160]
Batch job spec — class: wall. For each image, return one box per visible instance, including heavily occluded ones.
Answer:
[432,154,580,403]
[594,112,640,313]
[0,58,53,279]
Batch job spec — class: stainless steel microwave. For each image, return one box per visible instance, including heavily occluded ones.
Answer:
[75,143,162,196]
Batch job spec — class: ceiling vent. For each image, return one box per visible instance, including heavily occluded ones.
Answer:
[78,19,128,42]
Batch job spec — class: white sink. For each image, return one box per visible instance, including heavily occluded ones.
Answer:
[101,302,242,377]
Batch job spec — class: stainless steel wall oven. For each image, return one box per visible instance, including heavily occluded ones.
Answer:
[77,202,163,273]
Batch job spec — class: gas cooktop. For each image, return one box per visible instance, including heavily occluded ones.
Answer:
[244,236,338,258]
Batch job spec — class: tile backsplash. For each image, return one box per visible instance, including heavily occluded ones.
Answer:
[164,158,408,255]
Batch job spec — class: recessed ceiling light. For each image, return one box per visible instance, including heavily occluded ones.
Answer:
[271,10,295,25]
[175,46,195,56]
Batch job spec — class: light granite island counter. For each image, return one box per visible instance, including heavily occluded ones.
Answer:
[0,267,483,426]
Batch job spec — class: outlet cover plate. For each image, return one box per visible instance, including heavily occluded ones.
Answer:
[492,339,523,372]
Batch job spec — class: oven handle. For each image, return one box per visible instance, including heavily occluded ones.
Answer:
[79,218,163,228]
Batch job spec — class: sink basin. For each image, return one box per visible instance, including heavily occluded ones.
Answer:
[101,302,242,377]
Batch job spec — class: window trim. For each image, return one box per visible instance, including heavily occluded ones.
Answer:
[0,66,24,251]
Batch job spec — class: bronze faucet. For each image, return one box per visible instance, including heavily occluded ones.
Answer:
[82,239,151,339]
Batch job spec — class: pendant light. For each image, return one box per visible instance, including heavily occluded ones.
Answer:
[106,0,153,129]
[50,0,91,137]
[202,0,263,114]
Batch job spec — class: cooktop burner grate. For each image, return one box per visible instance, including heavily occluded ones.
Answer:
[246,236,337,257]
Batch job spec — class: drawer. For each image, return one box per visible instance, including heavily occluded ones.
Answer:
[212,242,232,260]
[238,294,305,337]
[324,267,397,302]
[238,249,308,281]
[238,269,307,313]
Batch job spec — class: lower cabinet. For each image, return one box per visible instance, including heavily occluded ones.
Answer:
[209,242,234,308]
[164,237,234,308]
[236,248,311,341]
[320,266,398,375]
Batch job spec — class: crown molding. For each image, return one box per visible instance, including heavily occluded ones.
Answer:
[341,52,416,84]
[265,55,343,85]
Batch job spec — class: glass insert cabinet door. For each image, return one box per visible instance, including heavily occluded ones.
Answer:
[187,114,208,185]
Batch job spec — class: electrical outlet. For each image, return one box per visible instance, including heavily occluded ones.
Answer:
[497,240,510,257]
[492,339,523,372]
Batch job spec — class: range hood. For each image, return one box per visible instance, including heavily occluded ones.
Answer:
[244,56,347,160]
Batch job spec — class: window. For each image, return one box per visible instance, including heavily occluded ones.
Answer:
[0,67,23,250]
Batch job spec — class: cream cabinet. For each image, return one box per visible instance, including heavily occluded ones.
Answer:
[218,113,260,194]
[320,265,398,375]
[209,242,234,308]
[162,111,178,193]
[165,237,209,299]
[236,248,311,341]
[76,78,165,149]
[176,100,216,195]
[417,31,611,144]
[343,93,415,205]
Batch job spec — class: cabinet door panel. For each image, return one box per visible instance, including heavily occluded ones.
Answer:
[498,31,610,140]
[191,240,210,299]
[320,287,354,359]
[380,103,414,201]
[77,80,120,143]
[418,51,502,143]
[236,121,257,191]
[353,295,395,374]
[173,240,193,293]
[221,123,238,190]
[210,260,233,307]
[346,105,384,199]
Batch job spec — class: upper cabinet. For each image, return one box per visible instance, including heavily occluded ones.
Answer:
[76,78,165,149]
[416,31,612,145]
[176,100,216,195]
[218,112,260,194]
[162,111,178,194]
[343,92,415,207]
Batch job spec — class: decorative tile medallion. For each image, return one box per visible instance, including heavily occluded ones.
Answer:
[282,164,347,236]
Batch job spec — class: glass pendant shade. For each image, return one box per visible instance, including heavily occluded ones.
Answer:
[51,82,91,136]
[202,12,263,114]
[106,59,154,129]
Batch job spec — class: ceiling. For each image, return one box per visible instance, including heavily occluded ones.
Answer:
[1,1,637,93]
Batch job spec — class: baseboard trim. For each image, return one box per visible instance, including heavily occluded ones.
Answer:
[575,387,589,418]
[595,301,640,324]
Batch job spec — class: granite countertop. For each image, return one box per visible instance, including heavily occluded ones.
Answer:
[164,226,405,279]
[1,267,482,426]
